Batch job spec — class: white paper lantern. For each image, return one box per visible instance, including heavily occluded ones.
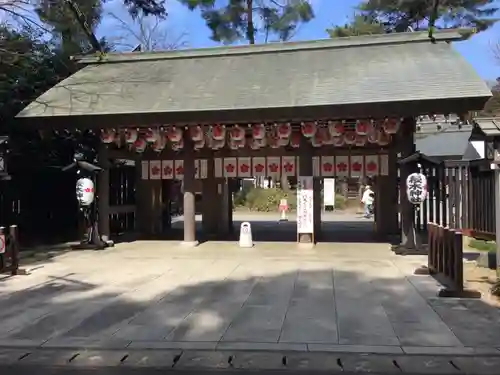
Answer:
[211,124,226,141]
[76,178,94,206]
[133,138,147,153]
[252,124,266,139]
[145,128,159,143]
[190,126,204,142]
[229,125,245,141]
[301,122,316,138]
[124,129,138,144]
[406,173,428,204]
[276,123,291,139]
[100,129,115,144]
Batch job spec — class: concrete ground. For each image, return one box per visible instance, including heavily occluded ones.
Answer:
[0,212,499,359]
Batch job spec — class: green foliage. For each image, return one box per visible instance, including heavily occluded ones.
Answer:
[177,0,314,44]
[328,0,498,38]
[242,187,297,212]
[481,78,500,116]
[469,238,496,253]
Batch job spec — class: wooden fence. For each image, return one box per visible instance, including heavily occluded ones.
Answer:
[414,159,495,240]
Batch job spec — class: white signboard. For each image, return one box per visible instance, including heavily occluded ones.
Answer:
[323,178,336,208]
[297,176,314,234]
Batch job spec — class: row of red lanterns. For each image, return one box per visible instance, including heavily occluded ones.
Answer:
[100,119,399,153]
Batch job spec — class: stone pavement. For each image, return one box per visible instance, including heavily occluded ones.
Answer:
[0,235,499,357]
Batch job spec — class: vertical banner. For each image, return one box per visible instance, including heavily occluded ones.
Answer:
[297,176,314,234]
[312,157,320,177]
[252,157,266,177]
[238,157,252,178]
[214,158,223,178]
[281,156,296,177]
[365,155,379,177]
[335,155,349,178]
[199,159,208,179]
[194,159,200,179]
[161,160,174,179]
[320,156,335,177]
[174,159,184,180]
[350,155,364,178]
[149,160,161,180]
[223,157,237,178]
[266,156,281,179]
[380,154,389,176]
[141,161,149,180]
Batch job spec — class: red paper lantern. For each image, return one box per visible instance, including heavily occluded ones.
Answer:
[133,138,146,152]
[190,126,204,142]
[125,128,138,144]
[355,120,371,136]
[383,118,400,134]
[277,123,291,139]
[328,121,344,137]
[252,124,266,139]
[166,126,182,143]
[268,135,280,148]
[145,128,159,143]
[301,122,316,138]
[100,129,115,144]
[229,125,245,141]
[211,124,226,141]
[367,127,378,144]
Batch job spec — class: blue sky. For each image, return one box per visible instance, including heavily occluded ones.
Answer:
[97,0,500,80]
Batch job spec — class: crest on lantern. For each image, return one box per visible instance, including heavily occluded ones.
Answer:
[406,173,428,204]
[125,129,138,144]
[211,124,226,141]
[252,124,266,140]
[277,123,291,139]
[100,129,115,144]
[344,131,356,145]
[190,126,204,142]
[383,118,400,134]
[76,177,95,206]
[145,128,159,143]
[166,126,182,143]
[301,122,316,138]
[328,121,345,137]
[230,125,245,141]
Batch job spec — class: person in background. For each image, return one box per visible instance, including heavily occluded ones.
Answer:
[361,185,375,219]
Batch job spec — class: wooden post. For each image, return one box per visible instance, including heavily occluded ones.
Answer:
[97,142,110,241]
[9,225,19,275]
[182,130,198,246]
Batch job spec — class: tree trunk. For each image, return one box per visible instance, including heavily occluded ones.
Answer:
[246,0,255,44]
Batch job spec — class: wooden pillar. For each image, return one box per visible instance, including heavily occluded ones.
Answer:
[97,142,110,241]
[151,180,162,234]
[374,149,399,239]
[182,131,198,246]
[202,157,218,237]
[298,137,314,245]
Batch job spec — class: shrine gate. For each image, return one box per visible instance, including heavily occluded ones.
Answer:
[16,30,491,247]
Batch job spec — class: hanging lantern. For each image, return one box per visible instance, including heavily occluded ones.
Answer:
[311,131,323,148]
[278,137,289,147]
[76,177,95,207]
[367,126,379,144]
[194,137,205,150]
[301,122,316,138]
[133,138,147,153]
[252,124,266,139]
[344,131,356,145]
[190,126,204,142]
[290,132,300,148]
[277,123,291,139]
[332,136,345,147]
[383,118,400,134]
[229,125,245,141]
[319,127,333,145]
[354,134,367,147]
[152,137,166,152]
[211,124,226,141]
[100,129,115,144]
[228,138,239,150]
[250,139,261,150]
[377,131,391,146]
[268,135,280,149]
[166,126,182,143]
[328,121,344,137]
[145,128,159,143]
[171,138,184,151]
[125,128,138,144]
[256,137,267,148]
[212,139,225,150]
[355,120,373,136]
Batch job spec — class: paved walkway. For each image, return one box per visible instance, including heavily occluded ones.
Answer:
[0,234,499,356]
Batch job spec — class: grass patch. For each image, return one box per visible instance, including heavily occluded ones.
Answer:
[469,238,496,253]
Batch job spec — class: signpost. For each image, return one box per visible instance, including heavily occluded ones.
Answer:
[297,176,314,241]
[323,178,336,211]
[279,199,288,222]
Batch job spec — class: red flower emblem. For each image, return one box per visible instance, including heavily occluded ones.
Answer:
[225,163,235,173]
[176,166,184,175]
[352,162,362,172]
[337,162,348,172]
[366,161,377,172]
[278,124,289,135]
[283,162,294,172]
[323,163,333,172]
[213,126,222,137]
[163,166,173,176]
[240,164,250,173]
[255,164,265,173]
[269,163,279,173]
[84,188,93,193]
[151,166,160,175]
